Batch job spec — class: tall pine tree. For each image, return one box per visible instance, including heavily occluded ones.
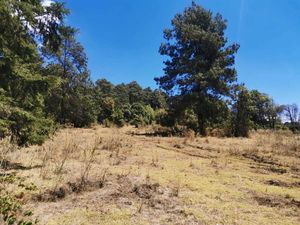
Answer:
[0,0,68,145]
[155,2,239,135]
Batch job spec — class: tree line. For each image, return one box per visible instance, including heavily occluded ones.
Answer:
[0,1,297,146]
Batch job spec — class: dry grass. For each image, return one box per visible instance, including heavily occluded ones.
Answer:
[0,136,17,170]
[1,126,300,225]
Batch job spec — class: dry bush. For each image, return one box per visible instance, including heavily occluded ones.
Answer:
[0,137,17,191]
[39,144,55,179]
[54,140,79,175]
[183,129,196,144]
[254,131,270,147]
[0,137,16,170]
[227,146,238,156]
[151,152,159,167]
[98,168,108,188]
[38,129,111,185]
[103,136,122,153]
[102,132,123,158]
[170,178,181,197]
[207,128,226,138]
[256,130,300,157]
[279,136,300,157]
[80,136,102,184]
[38,133,79,179]
[101,130,133,167]
[173,138,183,149]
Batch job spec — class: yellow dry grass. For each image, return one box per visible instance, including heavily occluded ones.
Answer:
[1,126,300,225]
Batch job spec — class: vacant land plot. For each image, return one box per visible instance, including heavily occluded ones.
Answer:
[1,126,300,225]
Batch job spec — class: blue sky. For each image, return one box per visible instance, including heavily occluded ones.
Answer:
[64,0,300,106]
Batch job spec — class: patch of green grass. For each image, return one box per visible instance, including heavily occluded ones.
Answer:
[0,193,34,225]
[0,172,19,184]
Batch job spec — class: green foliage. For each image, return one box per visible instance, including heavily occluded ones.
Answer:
[0,0,68,145]
[9,109,55,145]
[155,2,239,135]
[143,105,155,125]
[154,109,175,127]
[0,89,12,138]
[43,26,96,127]
[248,90,283,129]
[130,103,154,127]
[0,0,289,146]
[178,108,199,132]
[93,78,167,127]
[0,194,34,225]
[112,108,125,127]
[127,81,143,104]
[97,97,115,123]
[63,86,96,127]
[233,88,251,137]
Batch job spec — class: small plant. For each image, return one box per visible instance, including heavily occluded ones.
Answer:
[171,176,182,197]
[0,193,34,225]
[18,182,37,192]
[98,168,108,188]
[151,153,159,167]
[0,172,18,184]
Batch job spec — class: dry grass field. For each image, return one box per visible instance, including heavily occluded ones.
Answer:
[1,126,300,225]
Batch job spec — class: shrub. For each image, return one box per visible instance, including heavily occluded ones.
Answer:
[130,103,155,127]
[9,109,55,146]
[112,108,125,127]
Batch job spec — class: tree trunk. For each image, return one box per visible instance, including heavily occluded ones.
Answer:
[197,114,207,136]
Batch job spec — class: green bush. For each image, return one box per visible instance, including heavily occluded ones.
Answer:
[9,109,55,146]
[112,108,125,127]
[130,103,154,127]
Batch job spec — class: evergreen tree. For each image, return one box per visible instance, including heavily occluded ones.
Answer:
[155,2,239,135]
[0,0,68,145]
[43,26,96,127]
[233,88,251,137]
[248,90,283,129]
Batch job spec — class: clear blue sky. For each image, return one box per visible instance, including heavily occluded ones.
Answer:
[64,0,300,106]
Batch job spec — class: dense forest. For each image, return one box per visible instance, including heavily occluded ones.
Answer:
[0,0,298,146]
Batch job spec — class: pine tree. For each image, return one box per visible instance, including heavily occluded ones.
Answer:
[43,26,96,127]
[155,2,239,135]
[0,0,68,145]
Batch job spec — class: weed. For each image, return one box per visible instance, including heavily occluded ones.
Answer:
[39,144,54,179]
[0,137,17,170]
[98,168,108,188]
[183,129,195,144]
[80,137,102,185]
[150,152,159,167]
[0,172,18,184]
[54,140,78,175]
[18,182,37,191]
[0,193,34,225]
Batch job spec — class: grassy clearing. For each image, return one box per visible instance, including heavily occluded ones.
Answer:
[0,126,300,224]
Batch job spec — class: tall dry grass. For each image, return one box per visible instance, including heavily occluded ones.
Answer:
[80,136,102,184]
[0,137,16,170]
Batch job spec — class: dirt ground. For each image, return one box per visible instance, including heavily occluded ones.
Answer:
[1,126,300,225]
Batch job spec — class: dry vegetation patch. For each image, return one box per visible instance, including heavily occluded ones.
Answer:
[1,126,300,224]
